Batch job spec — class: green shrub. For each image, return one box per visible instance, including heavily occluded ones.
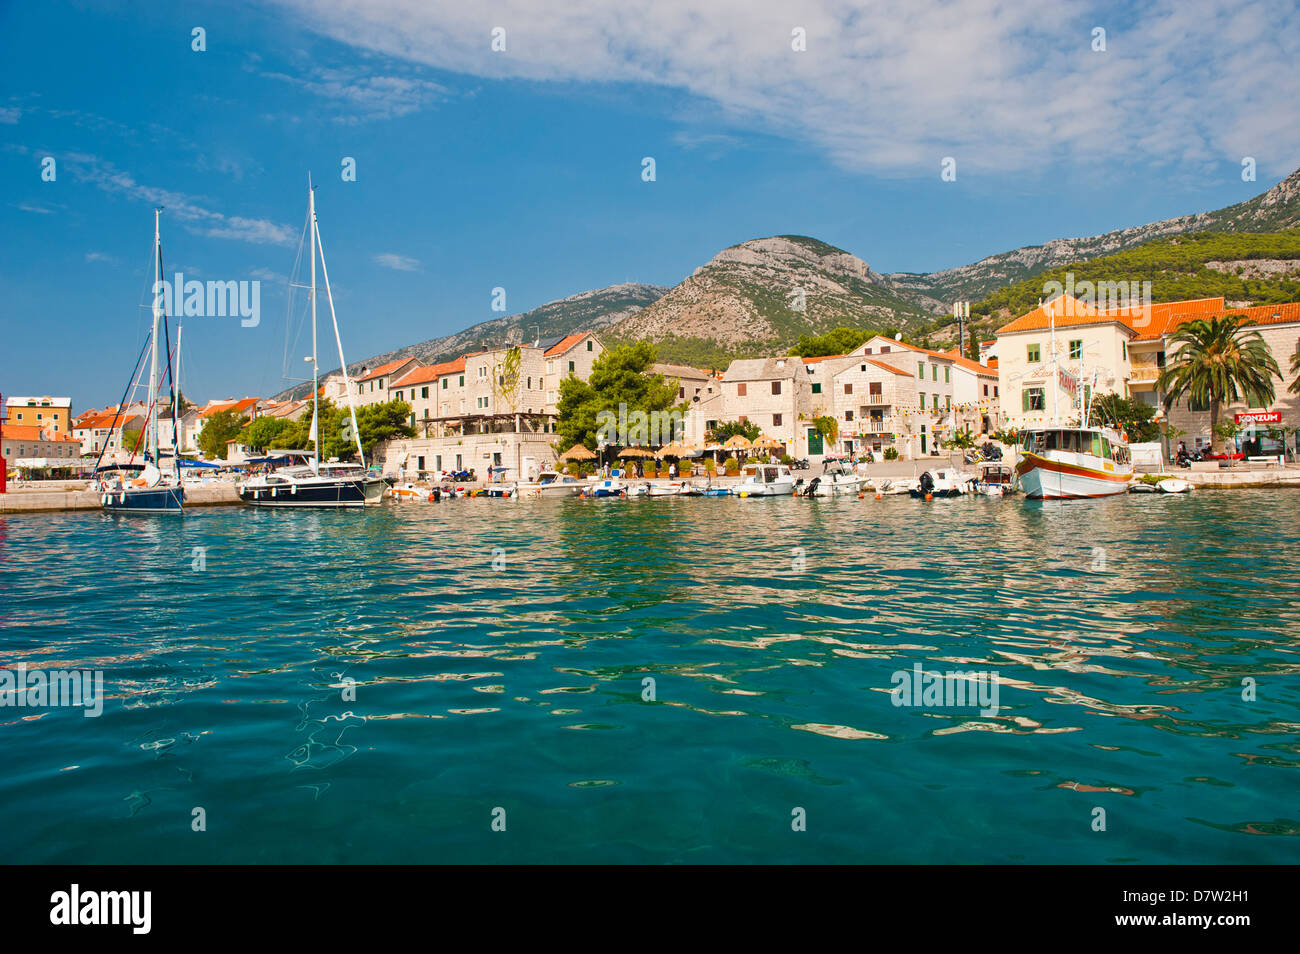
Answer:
[722,457,739,472]
[884,447,900,461]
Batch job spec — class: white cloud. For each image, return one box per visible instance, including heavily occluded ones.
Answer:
[17,202,54,214]
[85,251,121,264]
[272,0,1300,177]
[374,252,419,271]
[0,106,20,124]
[59,153,297,246]
[261,64,447,122]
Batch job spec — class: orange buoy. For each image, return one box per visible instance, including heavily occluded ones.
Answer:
[925,492,933,501]
[875,491,883,500]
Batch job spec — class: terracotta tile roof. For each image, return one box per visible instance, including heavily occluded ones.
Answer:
[799,354,847,364]
[1102,296,1225,340]
[200,398,258,419]
[392,355,469,387]
[1153,301,1300,339]
[356,358,416,382]
[862,358,915,377]
[1,424,79,442]
[1223,301,1300,326]
[995,295,1105,334]
[75,411,141,430]
[543,333,589,356]
[939,350,998,376]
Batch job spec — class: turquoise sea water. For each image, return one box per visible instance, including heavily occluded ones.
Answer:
[1,492,1298,864]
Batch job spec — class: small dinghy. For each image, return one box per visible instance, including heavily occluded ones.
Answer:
[1156,478,1193,494]
[1127,480,1158,494]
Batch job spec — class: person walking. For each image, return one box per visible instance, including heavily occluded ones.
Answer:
[668,461,677,479]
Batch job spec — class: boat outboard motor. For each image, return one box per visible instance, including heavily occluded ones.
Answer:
[919,471,935,494]
[802,477,819,497]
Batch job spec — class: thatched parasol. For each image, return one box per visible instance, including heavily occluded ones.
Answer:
[722,435,753,450]
[560,444,596,461]
[751,435,783,450]
[618,446,655,458]
[656,442,700,459]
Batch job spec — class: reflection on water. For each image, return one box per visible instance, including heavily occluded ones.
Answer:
[0,490,1297,863]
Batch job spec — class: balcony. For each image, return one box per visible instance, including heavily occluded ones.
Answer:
[864,392,888,405]
[1129,358,1161,385]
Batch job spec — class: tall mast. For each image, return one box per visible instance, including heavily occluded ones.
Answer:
[312,195,366,467]
[147,209,164,462]
[1048,299,1059,427]
[309,176,320,475]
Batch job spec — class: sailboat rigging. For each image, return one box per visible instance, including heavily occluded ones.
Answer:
[95,209,185,513]
[236,179,385,508]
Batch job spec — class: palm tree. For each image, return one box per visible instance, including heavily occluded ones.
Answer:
[1157,316,1280,453]
[1290,336,1300,395]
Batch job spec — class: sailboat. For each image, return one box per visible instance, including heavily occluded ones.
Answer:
[236,180,386,508]
[1012,302,1133,499]
[95,209,185,514]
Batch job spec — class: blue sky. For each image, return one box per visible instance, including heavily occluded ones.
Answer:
[2,0,1297,410]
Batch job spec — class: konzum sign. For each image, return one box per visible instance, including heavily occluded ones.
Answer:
[1235,410,1282,425]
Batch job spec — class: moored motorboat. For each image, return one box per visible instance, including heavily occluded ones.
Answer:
[801,459,865,497]
[733,462,797,497]
[390,482,434,501]
[1014,426,1133,499]
[973,463,1016,497]
[516,470,586,497]
[582,477,628,498]
[1157,477,1193,494]
[911,469,976,498]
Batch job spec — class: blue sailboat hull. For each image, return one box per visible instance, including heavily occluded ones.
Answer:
[100,485,185,513]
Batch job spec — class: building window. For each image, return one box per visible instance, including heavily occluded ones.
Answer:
[983,384,989,396]
[1122,340,1128,360]
[932,365,938,381]
[421,387,429,398]
[880,346,890,353]
[587,340,593,351]
[844,382,853,394]
[1027,344,1041,363]
[1023,387,1046,411]
[737,383,747,397]
[845,410,854,421]
[811,382,822,394]
[442,378,448,390]
[918,362,925,378]
[546,361,554,374]
[678,387,685,399]
[568,360,575,373]
[919,394,926,409]
[771,381,781,395]
[945,396,951,411]
[1069,339,1082,360]
[944,367,950,383]
[773,414,782,427]
[869,382,882,396]
[458,375,465,387]
[994,386,999,397]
